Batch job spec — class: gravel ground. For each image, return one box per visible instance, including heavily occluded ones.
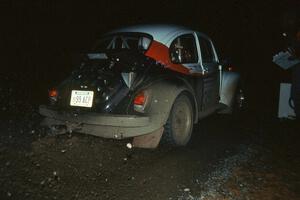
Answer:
[0,102,299,200]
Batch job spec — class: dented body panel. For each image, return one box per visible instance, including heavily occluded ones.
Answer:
[220,71,240,109]
[40,78,198,138]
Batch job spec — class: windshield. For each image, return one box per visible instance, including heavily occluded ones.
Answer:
[93,33,152,52]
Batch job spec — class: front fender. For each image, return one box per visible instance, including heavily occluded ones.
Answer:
[220,71,240,108]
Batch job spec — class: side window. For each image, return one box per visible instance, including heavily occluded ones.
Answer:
[199,37,215,63]
[169,34,198,64]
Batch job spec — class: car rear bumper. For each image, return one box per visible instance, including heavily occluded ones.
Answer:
[39,105,158,139]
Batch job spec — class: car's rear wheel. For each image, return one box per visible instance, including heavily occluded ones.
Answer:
[162,94,194,146]
[232,83,245,115]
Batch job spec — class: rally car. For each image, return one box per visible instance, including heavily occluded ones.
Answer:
[39,24,244,148]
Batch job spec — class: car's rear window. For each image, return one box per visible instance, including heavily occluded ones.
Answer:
[93,33,152,52]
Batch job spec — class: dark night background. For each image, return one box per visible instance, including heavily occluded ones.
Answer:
[1,2,300,199]
[1,0,300,116]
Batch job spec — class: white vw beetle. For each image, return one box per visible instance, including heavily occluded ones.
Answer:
[39,24,244,148]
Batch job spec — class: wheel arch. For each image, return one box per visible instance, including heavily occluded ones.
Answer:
[145,77,198,127]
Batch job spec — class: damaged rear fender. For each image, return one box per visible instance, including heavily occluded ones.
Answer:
[145,79,198,127]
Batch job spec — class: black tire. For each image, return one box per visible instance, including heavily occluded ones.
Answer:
[231,83,246,122]
[233,88,243,112]
[162,94,194,146]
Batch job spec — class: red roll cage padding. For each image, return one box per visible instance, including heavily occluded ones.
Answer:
[145,40,190,75]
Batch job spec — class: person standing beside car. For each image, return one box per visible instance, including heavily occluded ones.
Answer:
[279,9,300,122]
[290,28,300,121]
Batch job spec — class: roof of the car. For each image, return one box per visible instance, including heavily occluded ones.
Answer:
[108,24,195,44]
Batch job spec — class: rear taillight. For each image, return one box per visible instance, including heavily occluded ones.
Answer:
[134,92,146,105]
[133,91,149,113]
[49,89,58,104]
[49,89,58,97]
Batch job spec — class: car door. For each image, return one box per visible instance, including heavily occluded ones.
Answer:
[169,33,203,108]
[196,34,220,111]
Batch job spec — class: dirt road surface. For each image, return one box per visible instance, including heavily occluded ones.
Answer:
[0,110,299,200]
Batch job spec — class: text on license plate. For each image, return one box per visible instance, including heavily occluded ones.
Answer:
[70,90,94,108]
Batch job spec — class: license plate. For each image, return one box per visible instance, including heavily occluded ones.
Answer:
[70,90,94,108]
